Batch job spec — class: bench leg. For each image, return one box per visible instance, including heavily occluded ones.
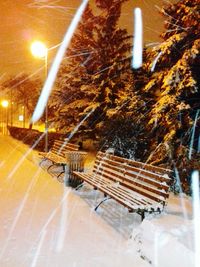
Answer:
[39,158,48,167]
[141,211,145,221]
[94,196,112,211]
[55,164,70,185]
[139,208,162,221]
[47,163,56,172]
[75,182,84,191]
[56,171,65,183]
[137,210,145,221]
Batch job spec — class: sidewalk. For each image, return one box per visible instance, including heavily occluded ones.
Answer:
[0,135,145,267]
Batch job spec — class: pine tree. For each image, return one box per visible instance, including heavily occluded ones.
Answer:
[50,0,133,138]
[140,0,200,193]
[84,0,133,136]
[49,6,97,132]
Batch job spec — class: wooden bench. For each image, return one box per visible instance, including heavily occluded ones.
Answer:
[73,151,172,220]
[39,139,80,180]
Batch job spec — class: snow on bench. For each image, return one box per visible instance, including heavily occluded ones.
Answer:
[73,151,172,220]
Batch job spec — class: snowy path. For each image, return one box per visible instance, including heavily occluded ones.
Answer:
[0,135,147,267]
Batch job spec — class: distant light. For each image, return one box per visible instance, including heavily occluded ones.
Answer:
[1,100,9,108]
[31,41,47,58]
[132,7,143,69]
[19,115,24,121]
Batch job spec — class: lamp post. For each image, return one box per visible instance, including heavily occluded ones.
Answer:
[1,100,9,135]
[31,41,48,152]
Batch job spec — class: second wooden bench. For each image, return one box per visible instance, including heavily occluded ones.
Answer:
[39,139,80,180]
[73,151,172,220]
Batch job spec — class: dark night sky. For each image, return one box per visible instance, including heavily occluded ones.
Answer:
[0,0,167,77]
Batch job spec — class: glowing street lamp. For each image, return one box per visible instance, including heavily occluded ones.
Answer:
[1,100,9,108]
[31,41,48,152]
[1,100,9,135]
[31,41,47,59]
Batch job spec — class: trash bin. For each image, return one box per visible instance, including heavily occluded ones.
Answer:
[65,151,87,187]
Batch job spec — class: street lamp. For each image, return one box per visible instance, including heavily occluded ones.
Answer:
[31,41,48,152]
[1,100,9,135]
[1,100,9,108]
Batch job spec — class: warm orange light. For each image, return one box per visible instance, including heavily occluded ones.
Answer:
[31,41,47,58]
[1,100,9,108]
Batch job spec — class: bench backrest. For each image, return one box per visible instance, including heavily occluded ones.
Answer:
[51,139,79,157]
[92,152,172,205]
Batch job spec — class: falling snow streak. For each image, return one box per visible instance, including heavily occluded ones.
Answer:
[198,135,200,153]
[151,51,162,72]
[191,171,200,267]
[153,232,159,267]
[189,109,200,160]
[132,8,143,69]
[0,170,40,260]
[3,66,45,91]
[0,73,6,82]
[31,229,47,267]
[6,131,46,180]
[55,187,69,252]
[28,0,77,12]
[174,167,188,220]
[31,0,89,123]
[30,189,71,267]
[155,4,189,32]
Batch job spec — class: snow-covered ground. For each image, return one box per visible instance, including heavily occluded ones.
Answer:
[0,135,196,267]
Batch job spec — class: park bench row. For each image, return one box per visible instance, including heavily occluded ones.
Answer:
[39,141,172,220]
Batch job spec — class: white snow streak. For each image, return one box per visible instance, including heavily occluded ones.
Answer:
[59,107,95,154]
[191,171,200,267]
[151,51,162,72]
[174,167,188,220]
[189,109,200,159]
[55,187,69,252]
[153,232,159,267]
[0,171,40,260]
[30,189,71,263]
[31,0,89,123]
[6,131,45,180]
[0,160,5,168]
[132,8,143,69]
[198,134,200,153]
[65,108,95,142]
[31,229,47,267]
